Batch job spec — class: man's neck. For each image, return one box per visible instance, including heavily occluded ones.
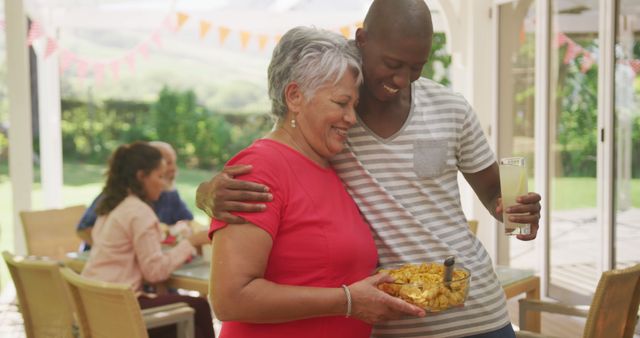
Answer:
[357,87,412,139]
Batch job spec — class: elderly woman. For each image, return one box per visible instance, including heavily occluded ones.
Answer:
[208,27,424,338]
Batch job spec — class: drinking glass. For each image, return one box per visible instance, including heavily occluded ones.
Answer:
[499,157,530,235]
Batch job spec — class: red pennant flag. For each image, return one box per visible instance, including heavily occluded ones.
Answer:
[27,21,43,46]
[0,20,5,31]
[580,52,595,73]
[162,15,177,31]
[59,50,75,74]
[44,37,58,58]
[93,63,105,85]
[110,61,120,81]
[138,43,149,59]
[629,60,640,75]
[556,32,568,48]
[563,40,581,65]
[125,52,136,73]
[76,60,88,80]
[151,32,163,48]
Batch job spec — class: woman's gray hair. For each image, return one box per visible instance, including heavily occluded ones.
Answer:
[268,26,363,121]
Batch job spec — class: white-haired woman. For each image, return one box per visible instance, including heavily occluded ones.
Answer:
[208,26,424,338]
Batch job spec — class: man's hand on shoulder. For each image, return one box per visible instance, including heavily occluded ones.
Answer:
[195,164,272,223]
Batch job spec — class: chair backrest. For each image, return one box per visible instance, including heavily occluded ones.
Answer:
[584,263,640,338]
[20,205,86,260]
[468,220,478,235]
[2,251,75,338]
[59,267,149,338]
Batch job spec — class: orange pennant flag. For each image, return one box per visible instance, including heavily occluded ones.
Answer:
[200,20,211,39]
[199,21,212,39]
[257,35,269,51]
[274,34,282,44]
[240,31,251,49]
[355,21,364,29]
[219,26,231,45]
[339,26,351,39]
[176,12,189,30]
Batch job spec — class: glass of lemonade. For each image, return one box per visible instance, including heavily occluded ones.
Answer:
[499,157,530,235]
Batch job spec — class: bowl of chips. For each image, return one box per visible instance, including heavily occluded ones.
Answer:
[377,262,471,312]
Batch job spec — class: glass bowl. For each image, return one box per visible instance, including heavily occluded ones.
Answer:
[377,262,471,312]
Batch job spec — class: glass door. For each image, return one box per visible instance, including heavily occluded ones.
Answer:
[614,0,640,269]
[497,0,538,271]
[548,0,600,304]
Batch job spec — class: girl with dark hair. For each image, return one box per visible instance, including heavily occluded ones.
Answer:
[82,141,214,338]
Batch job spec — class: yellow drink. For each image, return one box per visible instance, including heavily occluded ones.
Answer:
[499,157,529,235]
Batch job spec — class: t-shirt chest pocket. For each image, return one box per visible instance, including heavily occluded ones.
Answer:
[413,139,449,178]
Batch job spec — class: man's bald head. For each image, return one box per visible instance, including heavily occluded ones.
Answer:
[363,0,433,41]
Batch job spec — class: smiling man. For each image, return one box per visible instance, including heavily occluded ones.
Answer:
[197,1,542,337]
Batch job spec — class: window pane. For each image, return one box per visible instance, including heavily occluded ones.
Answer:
[614,0,640,270]
[549,0,600,304]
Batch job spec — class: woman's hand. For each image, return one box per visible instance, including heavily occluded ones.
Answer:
[349,273,426,324]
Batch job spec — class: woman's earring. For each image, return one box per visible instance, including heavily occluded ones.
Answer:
[290,119,296,128]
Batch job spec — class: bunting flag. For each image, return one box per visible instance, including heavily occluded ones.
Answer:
[218,26,231,45]
[27,21,43,46]
[93,63,105,85]
[138,43,150,59]
[151,32,163,48]
[563,40,582,65]
[257,34,269,51]
[580,53,594,73]
[44,37,58,58]
[355,21,363,29]
[125,52,136,73]
[199,21,211,39]
[76,60,88,80]
[239,31,251,49]
[629,60,640,75]
[556,32,568,48]
[110,60,121,81]
[176,12,190,30]
[59,50,75,74]
[339,26,351,39]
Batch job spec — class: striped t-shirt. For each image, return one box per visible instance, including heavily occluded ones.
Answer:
[331,77,510,337]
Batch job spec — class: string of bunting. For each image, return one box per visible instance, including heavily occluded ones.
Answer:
[172,11,363,51]
[556,32,640,75]
[22,16,177,85]
[7,15,638,84]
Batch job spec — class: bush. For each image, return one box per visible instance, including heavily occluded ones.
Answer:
[60,86,272,169]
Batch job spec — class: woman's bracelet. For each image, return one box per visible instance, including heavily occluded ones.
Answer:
[341,284,352,318]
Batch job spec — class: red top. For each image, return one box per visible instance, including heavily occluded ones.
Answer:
[210,139,377,338]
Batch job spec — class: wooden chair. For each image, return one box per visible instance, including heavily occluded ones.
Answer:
[467,220,478,235]
[517,264,640,338]
[20,205,86,260]
[2,251,76,338]
[59,267,195,338]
